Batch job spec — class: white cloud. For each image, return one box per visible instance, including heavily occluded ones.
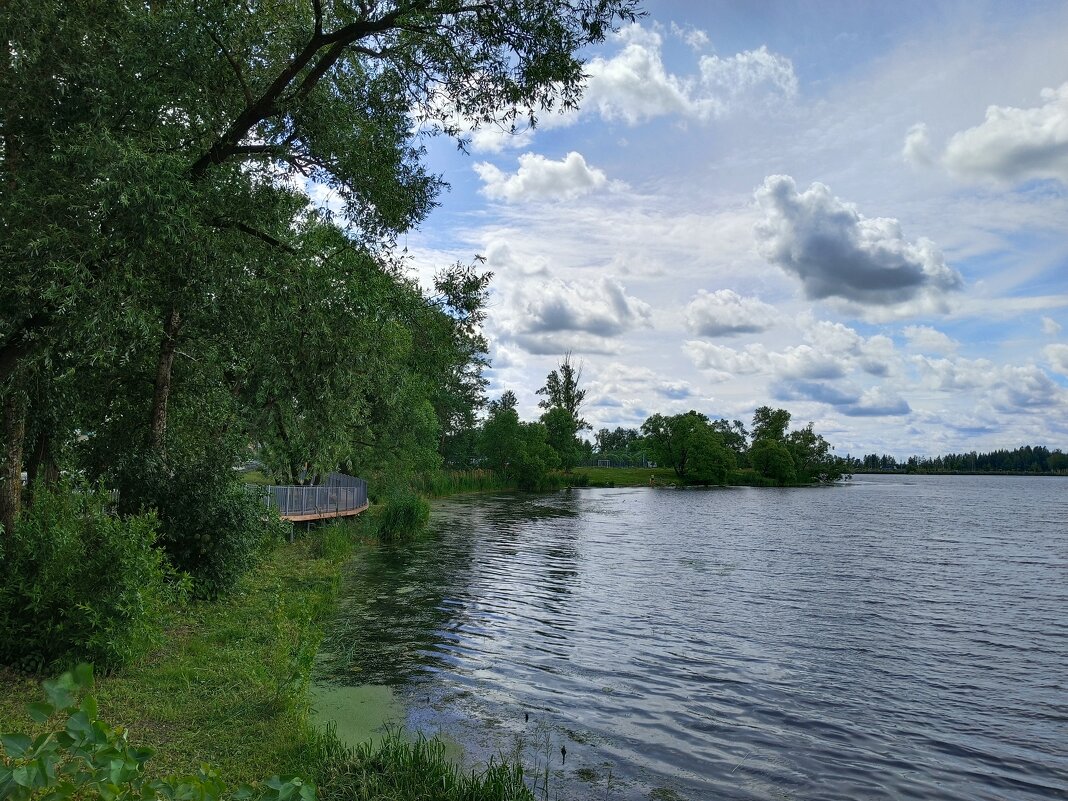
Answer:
[685,341,846,381]
[683,341,765,380]
[684,289,776,337]
[1041,316,1062,335]
[1045,343,1068,375]
[903,324,959,354]
[913,355,995,390]
[484,240,548,276]
[581,24,797,124]
[773,380,910,417]
[475,151,609,202]
[754,175,963,313]
[913,355,1067,414]
[699,46,798,104]
[500,276,652,355]
[902,122,935,167]
[845,387,912,417]
[670,22,709,51]
[943,82,1068,185]
[990,364,1062,412]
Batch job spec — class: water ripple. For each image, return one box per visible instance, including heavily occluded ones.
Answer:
[315,476,1068,800]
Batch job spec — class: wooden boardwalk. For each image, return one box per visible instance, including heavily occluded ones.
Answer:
[248,472,368,522]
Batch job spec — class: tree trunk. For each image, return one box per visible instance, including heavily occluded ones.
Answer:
[148,306,182,455]
[0,390,27,536]
[26,427,60,490]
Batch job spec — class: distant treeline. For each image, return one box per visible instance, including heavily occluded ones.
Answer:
[850,446,1068,475]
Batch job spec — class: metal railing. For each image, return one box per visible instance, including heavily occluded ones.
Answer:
[248,472,368,519]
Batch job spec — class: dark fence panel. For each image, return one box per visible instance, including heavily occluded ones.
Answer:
[247,472,368,518]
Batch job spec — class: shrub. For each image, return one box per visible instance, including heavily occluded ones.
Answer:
[0,665,315,801]
[374,491,429,542]
[120,453,285,599]
[0,480,176,672]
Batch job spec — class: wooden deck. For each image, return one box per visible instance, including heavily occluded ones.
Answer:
[282,502,369,522]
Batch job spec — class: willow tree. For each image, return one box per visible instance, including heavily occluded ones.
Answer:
[0,0,641,532]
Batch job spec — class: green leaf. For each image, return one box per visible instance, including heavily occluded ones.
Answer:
[72,664,94,690]
[42,679,75,712]
[64,711,92,738]
[27,702,56,724]
[12,764,36,787]
[80,694,98,719]
[1,733,33,759]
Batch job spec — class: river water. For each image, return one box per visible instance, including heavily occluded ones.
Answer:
[313,475,1068,800]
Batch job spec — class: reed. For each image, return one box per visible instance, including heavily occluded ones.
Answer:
[312,728,536,801]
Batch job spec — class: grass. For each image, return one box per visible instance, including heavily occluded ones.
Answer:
[571,466,678,487]
[0,514,545,801]
[315,730,535,801]
[0,520,365,783]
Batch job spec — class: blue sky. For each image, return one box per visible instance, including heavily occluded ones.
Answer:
[403,0,1068,458]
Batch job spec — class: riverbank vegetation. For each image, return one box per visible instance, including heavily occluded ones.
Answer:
[0,522,540,801]
[848,445,1068,475]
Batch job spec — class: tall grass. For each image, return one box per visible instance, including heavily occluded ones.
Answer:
[413,469,514,497]
[373,491,430,542]
[313,729,535,801]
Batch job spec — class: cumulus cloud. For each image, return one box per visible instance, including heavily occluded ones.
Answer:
[990,365,1062,412]
[844,387,912,417]
[943,82,1068,185]
[684,289,777,337]
[484,240,548,277]
[582,24,797,124]
[500,276,652,355]
[801,319,898,376]
[913,355,995,391]
[754,175,963,312]
[772,380,910,417]
[686,319,901,383]
[584,363,694,421]
[1045,343,1068,375]
[902,122,935,167]
[475,152,609,202]
[683,341,765,380]
[903,325,959,354]
[1042,316,1062,335]
[914,355,1067,413]
[684,341,845,381]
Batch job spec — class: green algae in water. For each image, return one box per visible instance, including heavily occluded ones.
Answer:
[311,683,405,748]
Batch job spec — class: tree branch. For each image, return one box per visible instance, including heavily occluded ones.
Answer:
[209,219,298,254]
[206,27,254,105]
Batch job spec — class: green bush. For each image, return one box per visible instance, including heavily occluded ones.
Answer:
[120,453,285,599]
[374,491,429,542]
[0,480,176,672]
[0,665,315,801]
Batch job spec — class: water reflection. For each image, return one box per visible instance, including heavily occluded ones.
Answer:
[315,478,1068,801]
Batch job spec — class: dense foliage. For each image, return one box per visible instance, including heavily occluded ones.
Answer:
[0,482,175,671]
[119,454,284,599]
[0,1,640,667]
